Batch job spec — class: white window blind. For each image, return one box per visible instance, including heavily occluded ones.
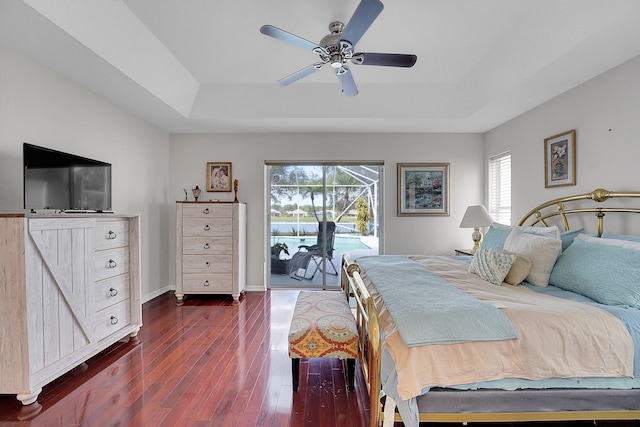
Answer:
[488,152,511,225]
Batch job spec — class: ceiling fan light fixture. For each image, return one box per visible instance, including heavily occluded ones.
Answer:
[260,0,416,96]
[330,53,343,68]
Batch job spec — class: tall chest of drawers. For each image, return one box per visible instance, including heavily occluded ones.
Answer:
[175,202,246,302]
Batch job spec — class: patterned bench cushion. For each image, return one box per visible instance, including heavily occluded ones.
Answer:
[288,291,358,359]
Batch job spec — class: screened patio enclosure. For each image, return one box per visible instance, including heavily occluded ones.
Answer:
[266,163,382,289]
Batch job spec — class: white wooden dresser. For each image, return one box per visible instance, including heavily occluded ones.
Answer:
[175,202,246,302]
[0,213,142,405]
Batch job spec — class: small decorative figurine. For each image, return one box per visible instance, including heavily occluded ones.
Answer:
[234,179,239,202]
[192,185,201,202]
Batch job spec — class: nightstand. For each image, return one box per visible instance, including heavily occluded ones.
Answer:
[455,249,473,256]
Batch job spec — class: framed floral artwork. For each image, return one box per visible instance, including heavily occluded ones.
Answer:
[544,130,576,188]
[206,162,232,192]
[397,163,449,216]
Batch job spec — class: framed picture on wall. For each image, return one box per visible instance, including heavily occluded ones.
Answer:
[544,130,576,188]
[206,162,232,192]
[397,163,450,216]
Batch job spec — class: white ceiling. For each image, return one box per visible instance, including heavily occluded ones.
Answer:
[2,0,640,133]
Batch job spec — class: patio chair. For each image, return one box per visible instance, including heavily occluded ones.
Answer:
[290,221,339,280]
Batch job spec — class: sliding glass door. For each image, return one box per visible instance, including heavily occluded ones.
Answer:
[266,162,382,289]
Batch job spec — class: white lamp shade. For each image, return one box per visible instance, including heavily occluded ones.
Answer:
[459,205,493,228]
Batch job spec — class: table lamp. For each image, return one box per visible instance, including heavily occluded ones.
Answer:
[459,205,494,254]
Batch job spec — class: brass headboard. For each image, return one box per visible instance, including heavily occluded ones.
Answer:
[517,188,640,236]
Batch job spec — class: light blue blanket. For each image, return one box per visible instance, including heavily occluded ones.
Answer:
[357,255,518,347]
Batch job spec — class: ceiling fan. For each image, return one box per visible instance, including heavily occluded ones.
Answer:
[260,0,417,96]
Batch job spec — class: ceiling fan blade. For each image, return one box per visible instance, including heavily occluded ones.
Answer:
[260,25,322,53]
[340,0,384,48]
[336,67,358,97]
[356,53,417,67]
[278,63,324,86]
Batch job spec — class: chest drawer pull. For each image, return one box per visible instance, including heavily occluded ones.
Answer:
[204,243,210,249]
[108,259,118,269]
[205,261,211,267]
[110,316,119,325]
[204,280,210,287]
[203,208,210,214]
[109,287,118,297]
[204,224,211,231]
[107,230,117,240]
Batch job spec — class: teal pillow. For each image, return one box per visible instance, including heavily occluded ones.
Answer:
[549,237,640,309]
[560,228,584,251]
[480,226,513,249]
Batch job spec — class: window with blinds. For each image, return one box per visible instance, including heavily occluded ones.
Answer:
[488,152,511,225]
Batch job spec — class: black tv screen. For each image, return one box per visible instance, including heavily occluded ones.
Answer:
[23,143,112,212]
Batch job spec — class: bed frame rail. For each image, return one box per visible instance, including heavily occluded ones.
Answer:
[341,253,382,427]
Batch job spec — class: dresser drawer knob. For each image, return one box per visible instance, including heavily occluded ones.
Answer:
[203,208,210,214]
[107,230,117,240]
[204,280,210,287]
[204,243,210,249]
[205,261,211,267]
[108,259,118,268]
[204,224,210,231]
[109,287,118,297]
[110,316,119,325]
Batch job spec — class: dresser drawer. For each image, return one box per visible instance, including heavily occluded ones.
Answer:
[182,254,232,274]
[95,220,129,251]
[182,237,231,255]
[95,247,130,282]
[95,274,130,311]
[94,299,131,340]
[182,204,231,218]
[182,274,233,292]
[182,218,232,237]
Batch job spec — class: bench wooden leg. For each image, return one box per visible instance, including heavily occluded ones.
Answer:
[347,358,355,391]
[292,358,300,392]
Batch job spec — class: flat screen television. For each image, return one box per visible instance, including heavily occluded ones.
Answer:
[23,143,112,212]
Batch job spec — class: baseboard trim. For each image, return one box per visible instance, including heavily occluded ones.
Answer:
[143,285,173,303]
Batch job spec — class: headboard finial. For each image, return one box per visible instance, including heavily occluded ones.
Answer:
[589,188,611,203]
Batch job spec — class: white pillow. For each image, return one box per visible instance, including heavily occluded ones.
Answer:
[503,228,562,287]
[577,233,640,252]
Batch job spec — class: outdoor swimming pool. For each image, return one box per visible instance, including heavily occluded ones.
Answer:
[270,235,371,253]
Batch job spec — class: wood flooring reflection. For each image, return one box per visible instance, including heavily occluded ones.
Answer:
[1,290,639,427]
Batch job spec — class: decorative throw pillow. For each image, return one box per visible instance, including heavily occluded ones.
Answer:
[500,251,533,286]
[503,228,562,287]
[469,246,517,286]
[549,237,640,309]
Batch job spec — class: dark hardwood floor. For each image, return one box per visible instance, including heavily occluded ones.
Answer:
[1,290,638,427]
[0,290,370,426]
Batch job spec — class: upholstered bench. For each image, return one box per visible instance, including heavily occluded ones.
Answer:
[288,291,359,392]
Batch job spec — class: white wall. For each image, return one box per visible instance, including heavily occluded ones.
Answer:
[0,46,172,300]
[484,55,640,233]
[169,133,484,290]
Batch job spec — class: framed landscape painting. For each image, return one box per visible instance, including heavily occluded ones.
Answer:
[544,130,576,188]
[397,163,450,216]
